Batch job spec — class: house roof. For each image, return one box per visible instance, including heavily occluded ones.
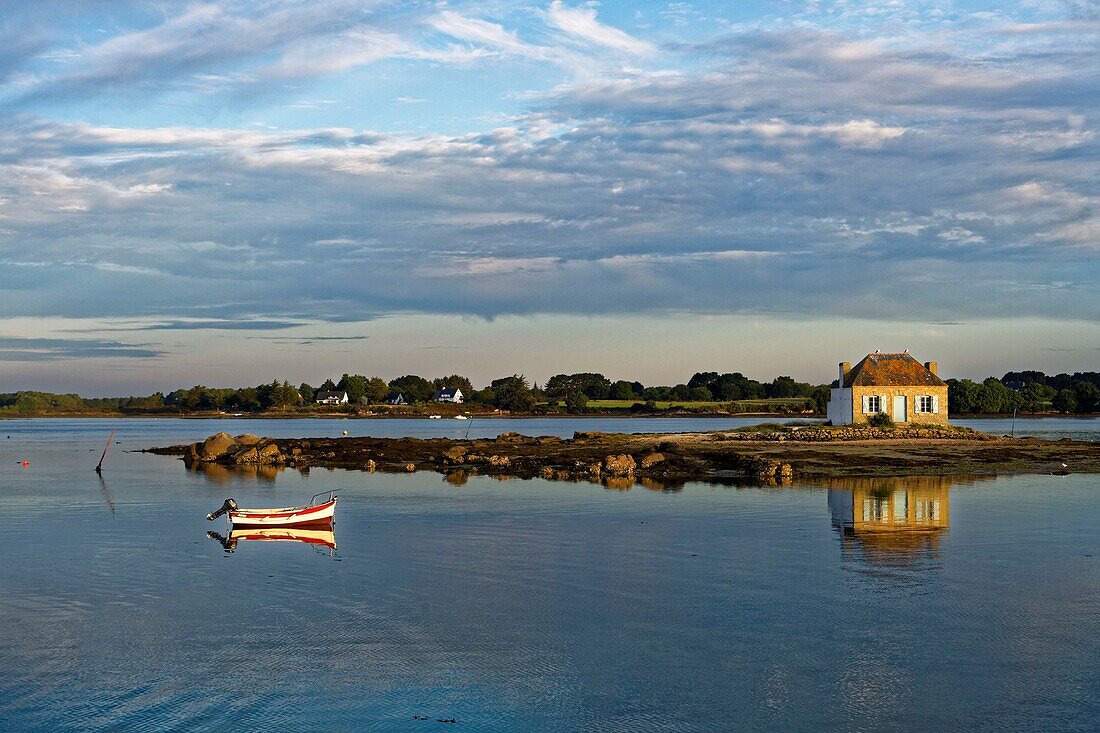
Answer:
[843,353,946,388]
[315,390,347,400]
[434,387,461,397]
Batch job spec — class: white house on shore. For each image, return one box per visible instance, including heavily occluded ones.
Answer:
[433,387,463,403]
[315,390,349,405]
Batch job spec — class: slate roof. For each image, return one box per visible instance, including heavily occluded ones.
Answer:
[315,390,347,401]
[843,353,946,388]
[434,387,461,399]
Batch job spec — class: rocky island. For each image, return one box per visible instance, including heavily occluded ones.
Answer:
[146,423,1100,487]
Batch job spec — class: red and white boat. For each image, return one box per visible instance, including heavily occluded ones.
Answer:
[206,491,337,529]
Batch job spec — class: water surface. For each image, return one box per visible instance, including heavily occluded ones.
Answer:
[0,420,1097,731]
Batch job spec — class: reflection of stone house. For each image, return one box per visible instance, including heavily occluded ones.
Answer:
[827,352,948,425]
[433,387,463,403]
[315,390,349,405]
[828,476,953,569]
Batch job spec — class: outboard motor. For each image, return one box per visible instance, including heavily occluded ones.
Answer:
[206,530,237,552]
[206,498,237,521]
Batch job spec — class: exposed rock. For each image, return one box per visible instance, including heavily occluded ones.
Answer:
[602,454,636,477]
[234,443,283,465]
[234,434,261,446]
[199,432,238,461]
[581,461,602,478]
[639,452,665,468]
[405,463,416,472]
[364,459,376,472]
[487,454,510,467]
[444,446,468,463]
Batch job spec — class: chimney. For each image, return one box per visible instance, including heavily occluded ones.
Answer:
[839,362,850,383]
[925,361,938,375]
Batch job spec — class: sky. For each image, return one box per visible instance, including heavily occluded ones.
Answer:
[0,0,1098,395]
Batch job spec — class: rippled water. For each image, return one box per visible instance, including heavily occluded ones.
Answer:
[1,419,1098,731]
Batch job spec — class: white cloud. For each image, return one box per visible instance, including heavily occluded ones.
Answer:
[545,1,655,56]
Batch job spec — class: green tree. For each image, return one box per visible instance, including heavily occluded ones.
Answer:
[15,393,40,414]
[976,378,1022,414]
[490,375,536,411]
[298,383,315,403]
[388,375,434,403]
[319,378,337,392]
[363,377,389,403]
[564,390,588,413]
[432,375,474,396]
[1075,382,1100,413]
[688,386,713,401]
[946,379,982,413]
[809,385,831,415]
[544,373,611,399]
[609,380,636,400]
[337,374,370,404]
[1052,389,1077,413]
[688,372,719,390]
[229,387,261,412]
[1018,382,1049,412]
[272,380,301,409]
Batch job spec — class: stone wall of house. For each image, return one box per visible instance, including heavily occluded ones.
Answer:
[850,385,949,425]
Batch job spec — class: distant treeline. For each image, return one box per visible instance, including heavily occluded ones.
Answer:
[2,369,1098,416]
[0,371,824,416]
[946,371,1100,415]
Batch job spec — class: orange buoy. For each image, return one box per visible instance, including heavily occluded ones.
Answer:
[21,460,29,467]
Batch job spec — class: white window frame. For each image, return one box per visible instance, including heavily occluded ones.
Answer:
[917,395,933,413]
[866,395,881,413]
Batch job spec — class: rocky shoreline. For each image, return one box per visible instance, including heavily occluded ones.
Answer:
[145,423,1100,486]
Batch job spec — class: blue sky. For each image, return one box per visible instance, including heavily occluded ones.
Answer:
[0,1,1098,394]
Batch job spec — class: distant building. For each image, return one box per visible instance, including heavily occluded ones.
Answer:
[386,392,406,405]
[827,352,948,425]
[315,390,349,405]
[433,387,463,403]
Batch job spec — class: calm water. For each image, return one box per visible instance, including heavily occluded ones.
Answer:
[1,419,1098,731]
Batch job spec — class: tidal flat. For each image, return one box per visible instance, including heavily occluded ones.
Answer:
[151,422,1100,486]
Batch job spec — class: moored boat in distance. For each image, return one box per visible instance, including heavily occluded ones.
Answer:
[206,491,337,528]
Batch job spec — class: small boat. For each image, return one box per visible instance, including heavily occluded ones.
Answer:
[428,414,442,419]
[454,415,468,420]
[206,491,337,528]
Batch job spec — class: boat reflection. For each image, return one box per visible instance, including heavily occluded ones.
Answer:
[206,527,337,554]
[823,476,990,573]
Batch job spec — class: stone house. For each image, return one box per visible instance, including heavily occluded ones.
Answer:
[827,352,948,425]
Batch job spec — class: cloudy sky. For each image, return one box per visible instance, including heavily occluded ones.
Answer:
[1,1,1097,394]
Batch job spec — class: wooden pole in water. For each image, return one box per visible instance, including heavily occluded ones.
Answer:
[95,429,116,473]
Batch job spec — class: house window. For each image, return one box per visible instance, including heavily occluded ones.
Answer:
[917,396,933,413]
[866,396,881,413]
